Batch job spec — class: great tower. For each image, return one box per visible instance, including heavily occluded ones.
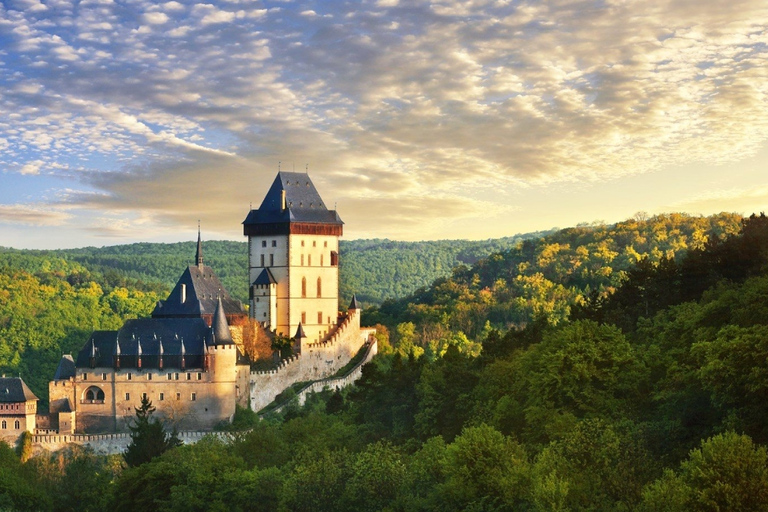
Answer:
[243,172,343,348]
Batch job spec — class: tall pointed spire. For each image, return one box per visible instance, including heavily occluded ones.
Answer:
[196,221,204,267]
[212,296,233,344]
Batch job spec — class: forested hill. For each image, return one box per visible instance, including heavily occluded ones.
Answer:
[0,232,552,307]
[4,213,768,512]
[368,212,743,338]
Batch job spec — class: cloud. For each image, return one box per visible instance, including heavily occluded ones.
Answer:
[2,0,768,244]
[20,160,44,175]
[143,12,170,25]
[0,204,70,226]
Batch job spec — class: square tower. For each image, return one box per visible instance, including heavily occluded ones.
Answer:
[243,172,343,347]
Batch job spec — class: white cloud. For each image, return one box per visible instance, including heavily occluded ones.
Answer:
[143,12,170,25]
[19,160,44,175]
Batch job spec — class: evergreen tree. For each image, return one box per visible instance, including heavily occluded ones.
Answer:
[123,396,180,467]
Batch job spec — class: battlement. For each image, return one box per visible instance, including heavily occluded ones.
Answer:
[306,308,357,350]
[30,430,234,456]
[251,353,301,376]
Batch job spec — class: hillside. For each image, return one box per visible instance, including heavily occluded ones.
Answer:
[0,232,552,308]
[0,212,743,403]
[368,212,743,339]
[3,213,768,512]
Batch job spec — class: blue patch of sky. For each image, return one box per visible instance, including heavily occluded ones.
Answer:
[0,173,92,204]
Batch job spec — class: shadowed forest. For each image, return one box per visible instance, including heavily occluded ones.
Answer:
[2,212,768,511]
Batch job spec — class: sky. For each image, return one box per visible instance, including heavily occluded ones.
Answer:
[1,0,768,249]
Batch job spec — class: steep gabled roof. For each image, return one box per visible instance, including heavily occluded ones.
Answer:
[242,172,344,227]
[152,264,245,319]
[0,376,38,403]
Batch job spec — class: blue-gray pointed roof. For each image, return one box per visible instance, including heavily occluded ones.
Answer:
[212,297,234,345]
[252,268,277,286]
[349,294,361,310]
[243,172,344,228]
[294,322,307,339]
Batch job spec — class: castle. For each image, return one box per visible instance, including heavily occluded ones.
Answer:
[40,171,375,435]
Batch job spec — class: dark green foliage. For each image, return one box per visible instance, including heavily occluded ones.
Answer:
[641,432,768,512]
[123,396,180,467]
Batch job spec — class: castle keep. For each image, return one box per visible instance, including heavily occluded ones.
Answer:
[243,171,344,347]
[42,171,375,435]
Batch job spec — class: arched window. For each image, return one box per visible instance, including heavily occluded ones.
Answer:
[317,277,322,297]
[83,386,105,404]
[1,420,5,429]
[320,254,324,266]
[14,420,19,430]
[301,277,307,298]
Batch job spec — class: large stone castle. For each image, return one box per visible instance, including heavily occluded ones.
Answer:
[42,171,375,434]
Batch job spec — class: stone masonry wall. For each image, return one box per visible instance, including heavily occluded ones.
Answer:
[249,309,374,412]
[271,335,378,414]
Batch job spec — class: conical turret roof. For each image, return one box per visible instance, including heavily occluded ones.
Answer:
[212,296,234,345]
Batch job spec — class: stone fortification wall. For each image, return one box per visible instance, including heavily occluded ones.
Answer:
[272,335,378,414]
[249,309,373,412]
[30,430,233,456]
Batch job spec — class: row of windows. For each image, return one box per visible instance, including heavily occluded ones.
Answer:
[82,386,199,404]
[261,240,329,248]
[258,251,339,268]
[0,404,19,410]
[125,392,196,402]
[82,372,203,381]
[0,420,21,430]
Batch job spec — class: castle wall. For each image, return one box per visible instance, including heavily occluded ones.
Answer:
[272,335,378,413]
[30,430,235,456]
[249,309,373,411]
